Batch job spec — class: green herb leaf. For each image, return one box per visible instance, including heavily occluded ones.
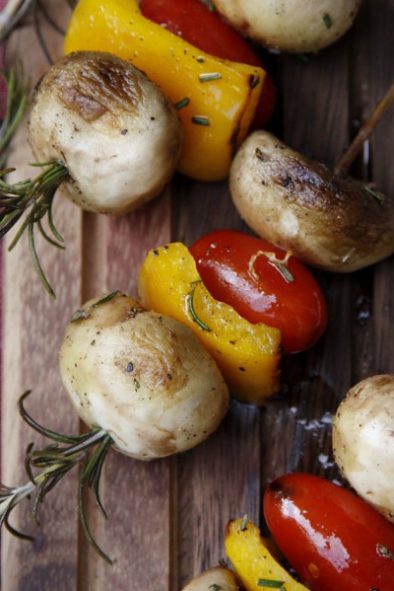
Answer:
[273,262,294,283]
[323,13,333,29]
[93,291,121,308]
[192,115,210,126]
[186,281,212,332]
[249,75,260,89]
[257,579,286,589]
[0,391,114,563]
[0,63,29,166]
[0,161,69,297]
[248,250,294,284]
[209,585,222,591]
[199,72,222,83]
[175,97,190,110]
[365,185,385,203]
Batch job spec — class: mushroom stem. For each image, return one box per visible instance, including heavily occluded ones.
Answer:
[335,82,394,176]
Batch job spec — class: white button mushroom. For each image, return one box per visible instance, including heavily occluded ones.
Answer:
[230,131,394,272]
[213,0,362,53]
[1,51,182,296]
[59,292,229,460]
[333,375,394,523]
[28,51,182,214]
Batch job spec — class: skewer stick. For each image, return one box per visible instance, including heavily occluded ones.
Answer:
[0,0,33,41]
[335,82,394,176]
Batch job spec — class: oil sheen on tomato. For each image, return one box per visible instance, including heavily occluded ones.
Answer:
[263,473,394,591]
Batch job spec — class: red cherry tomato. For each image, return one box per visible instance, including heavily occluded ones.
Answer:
[263,473,394,591]
[190,230,327,353]
[140,0,276,127]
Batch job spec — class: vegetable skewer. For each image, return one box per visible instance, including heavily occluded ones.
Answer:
[0,292,229,562]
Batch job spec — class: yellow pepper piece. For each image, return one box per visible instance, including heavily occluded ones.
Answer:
[225,518,308,591]
[138,243,281,405]
[64,0,264,181]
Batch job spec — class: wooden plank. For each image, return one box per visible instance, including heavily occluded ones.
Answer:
[1,3,82,589]
[361,0,394,375]
[78,195,173,590]
[259,39,352,488]
[173,180,262,587]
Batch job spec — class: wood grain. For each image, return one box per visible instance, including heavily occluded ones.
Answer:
[1,3,81,590]
[77,195,173,589]
[1,1,394,590]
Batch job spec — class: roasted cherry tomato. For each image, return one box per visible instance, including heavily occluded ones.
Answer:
[140,0,276,127]
[263,473,394,591]
[190,230,327,353]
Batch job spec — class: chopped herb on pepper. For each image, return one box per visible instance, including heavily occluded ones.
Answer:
[257,579,286,589]
[199,72,222,82]
[175,97,190,110]
[192,115,210,126]
[249,75,260,89]
[186,281,212,332]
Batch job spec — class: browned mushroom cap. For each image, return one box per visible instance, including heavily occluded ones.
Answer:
[28,51,181,215]
[230,131,394,272]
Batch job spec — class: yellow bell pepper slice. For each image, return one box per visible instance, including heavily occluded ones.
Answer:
[64,0,265,181]
[138,243,281,405]
[225,518,309,591]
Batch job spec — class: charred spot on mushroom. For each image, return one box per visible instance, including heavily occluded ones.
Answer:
[230,131,394,272]
[58,52,143,121]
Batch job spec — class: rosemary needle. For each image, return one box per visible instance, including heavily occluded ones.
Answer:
[0,162,69,298]
[0,63,29,166]
[0,62,69,298]
[0,391,114,563]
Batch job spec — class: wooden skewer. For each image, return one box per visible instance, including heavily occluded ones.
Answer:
[335,82,394,176]
[0,0,33,41]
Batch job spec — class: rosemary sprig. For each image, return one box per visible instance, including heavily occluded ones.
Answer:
[186,280,212,332]
[0,63,29,166]
[0,161,69,297]
[0,391,114,563]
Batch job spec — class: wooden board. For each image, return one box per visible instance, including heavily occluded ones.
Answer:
[1,1,394,589]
